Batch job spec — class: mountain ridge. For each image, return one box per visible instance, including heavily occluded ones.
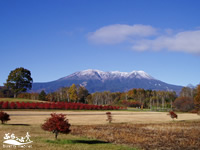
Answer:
[31,69,183,93]
[58,69,155,81]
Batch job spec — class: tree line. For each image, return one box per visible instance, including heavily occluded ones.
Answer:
[1,67,200,112]
[1,84,177,110]
[173,86,200,112]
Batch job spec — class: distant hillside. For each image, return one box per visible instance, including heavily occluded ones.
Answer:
[31,69,183,93]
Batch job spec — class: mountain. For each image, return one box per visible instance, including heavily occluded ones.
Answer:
[31,69,183,93]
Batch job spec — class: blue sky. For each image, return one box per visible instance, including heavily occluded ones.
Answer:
[0,0,200,87]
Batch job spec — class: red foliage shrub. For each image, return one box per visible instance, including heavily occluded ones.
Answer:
[30,102,37,109]
[41,113,71,139]
[44,103,50,109]
[21,102,25,109]
[106,112,112,123]
[2,101,9,109]
[168,111,178,120]
[16,102,21,109]
[0,101,126,110]
[0,111,10,124]
[9,102,16,109]
[0,101,3,108]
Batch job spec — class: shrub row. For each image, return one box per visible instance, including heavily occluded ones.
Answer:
[0,101,125,110]
[121,100,141,107]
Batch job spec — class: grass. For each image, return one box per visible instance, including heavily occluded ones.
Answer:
[71,120,200,150]
[1,98,200,149]
[0,98,45,103]
[5,110,200,125]
[44,139,137,150]
[0,124,136,150]
[0,109,199,149]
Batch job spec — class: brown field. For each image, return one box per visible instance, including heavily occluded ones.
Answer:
[6,110,200,125]
[0,124,134,150]
[71,121,200,150]
[1,110,200,150]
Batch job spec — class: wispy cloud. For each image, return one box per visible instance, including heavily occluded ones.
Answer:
[88,24,157,44]
[132,30,200,54]
[88,24,200,55]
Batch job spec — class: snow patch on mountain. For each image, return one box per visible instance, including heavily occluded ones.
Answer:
[32,69,183,94]
[59,69,155,82]
[71,69,154,80]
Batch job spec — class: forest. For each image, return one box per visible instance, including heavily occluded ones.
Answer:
[1,83,200,112]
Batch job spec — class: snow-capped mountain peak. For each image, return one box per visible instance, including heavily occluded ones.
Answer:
[110,71,130,77]
[130,70,154,79]
[78,69,103,76]
[71,69,154,80]
[32,69,183,93]
[60,69,154,81]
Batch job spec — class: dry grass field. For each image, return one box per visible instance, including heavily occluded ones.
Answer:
[71,121,200,150]
[0,124,135,150]
[1,110,200,150]
[6,110,200,125]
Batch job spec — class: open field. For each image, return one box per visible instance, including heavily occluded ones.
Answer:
[71,121,200,150]
[0,124,135,150]
[1,110,200,149]
[5,110,200,125]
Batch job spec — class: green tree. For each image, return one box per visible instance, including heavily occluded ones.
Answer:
[5,67,33,98]
[68,84,78,102]
[39,90,47,101]
[77,86,89,103]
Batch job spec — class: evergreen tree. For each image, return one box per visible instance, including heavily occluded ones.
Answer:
[77,86,89,103]
[39,90,47,101]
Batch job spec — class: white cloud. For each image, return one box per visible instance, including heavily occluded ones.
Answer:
[88,24,200,55]
[132,30,200,54]
[88,24,157,44]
